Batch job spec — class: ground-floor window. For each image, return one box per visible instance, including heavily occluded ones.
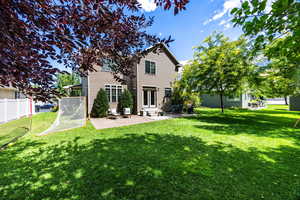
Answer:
[105,85,122,103]
[164,88,172,97]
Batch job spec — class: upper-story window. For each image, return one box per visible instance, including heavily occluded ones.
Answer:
[101,59,114,72]
[145,60,156,75]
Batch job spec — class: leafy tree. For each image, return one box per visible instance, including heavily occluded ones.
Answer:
[0,0,188,101]
[231,0,300,75]
[56,72,81,96]
[117,89,133,114]
[91,89,109,118]
[188,33,252,112]
[261,57,298,104]
[172,65,201,108]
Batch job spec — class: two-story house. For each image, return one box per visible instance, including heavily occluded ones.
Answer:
[82,43,181,116]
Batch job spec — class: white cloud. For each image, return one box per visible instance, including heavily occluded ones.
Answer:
[180,60,191,65]
[203,0,274,29]
[212,0,241,21]
[137,0,157,12]
[224,23,232,30]
[219,19,227,25]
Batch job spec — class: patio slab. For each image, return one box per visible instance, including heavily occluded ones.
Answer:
[90,114,195,130]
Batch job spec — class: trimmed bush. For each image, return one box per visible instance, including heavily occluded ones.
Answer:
[91,88,109,118]
[118,89,133,114]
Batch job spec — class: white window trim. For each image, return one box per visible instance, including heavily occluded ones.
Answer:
[105,84,123,103]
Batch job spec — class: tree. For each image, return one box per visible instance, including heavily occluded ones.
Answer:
[56,72,81,96]
[0,0,188,101]
[90,89,109,118]
[231,0,300,72]
[188,33,252,112]
[260,58,298,104]
[172,64,201,108]
[117,89,133,114]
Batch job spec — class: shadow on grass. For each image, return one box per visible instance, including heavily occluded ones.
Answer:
[0,133,299,200]
[191,109,300,141]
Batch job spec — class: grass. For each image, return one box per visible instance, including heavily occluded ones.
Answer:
[267,104,289,110]
[0,117,31,147]
[0,106,299,200]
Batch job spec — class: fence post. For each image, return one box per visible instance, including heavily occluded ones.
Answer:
[4,98,7,122]
[16,99,20,119]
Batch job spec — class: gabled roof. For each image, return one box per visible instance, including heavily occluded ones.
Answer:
[144,43,182,67]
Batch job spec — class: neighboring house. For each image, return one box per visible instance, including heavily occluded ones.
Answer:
[176,64,252,109]
[201,94,251,109]
[289,95,300,111]
[0,86,25,99]
[82,43,181,116]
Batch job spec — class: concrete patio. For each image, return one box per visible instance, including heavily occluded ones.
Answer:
[90,114,195,130]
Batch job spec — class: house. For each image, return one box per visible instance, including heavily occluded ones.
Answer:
[82,43,181,116]
[289,95,300,111]
[0,85,24,99]
[201,94,251,109]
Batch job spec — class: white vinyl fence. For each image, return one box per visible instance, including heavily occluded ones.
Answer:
[0,98,35,124]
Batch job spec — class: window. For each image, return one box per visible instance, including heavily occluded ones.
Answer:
[143,90,148,106]
[112,85,117,102]
[117,86,122,101]
[105,85,111,102]
[15,91,20,99]
[101,59,113,72]
[105,85,122,103]
[150,90,155,106]
[165,88,172,97]
[145,60,156,75]
[227,95,240,102]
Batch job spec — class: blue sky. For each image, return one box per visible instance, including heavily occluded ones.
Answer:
[139,0,247,63]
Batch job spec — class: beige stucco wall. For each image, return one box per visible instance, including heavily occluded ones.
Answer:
[0,88,15,99]
[87,66,127,114]
[136,50,178,113]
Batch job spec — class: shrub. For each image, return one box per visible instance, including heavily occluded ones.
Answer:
[118,89,133,114]
[91,88,109,118]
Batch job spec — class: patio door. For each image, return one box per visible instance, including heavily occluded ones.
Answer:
[143,89,156,108]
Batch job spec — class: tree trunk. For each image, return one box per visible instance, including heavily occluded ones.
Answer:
[284,96,288,105]
[220,93,224,113]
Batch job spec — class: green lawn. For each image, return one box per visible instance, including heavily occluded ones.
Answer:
[0,107,299,200]
[0,117,31,147]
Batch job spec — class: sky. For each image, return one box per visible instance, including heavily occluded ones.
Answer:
[53,0,273,70]
[138,0,247,63]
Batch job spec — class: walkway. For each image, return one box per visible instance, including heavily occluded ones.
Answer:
[90,114,194,130]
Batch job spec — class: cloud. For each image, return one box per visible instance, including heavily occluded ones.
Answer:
[219,19,227,25]
[203,0,274,29]
[212,0,241,21]
[137,0,157,12]
[224,23,232,30]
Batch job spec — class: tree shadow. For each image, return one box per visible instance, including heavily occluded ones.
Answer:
[0,133,299,200]
[190,110,300,141]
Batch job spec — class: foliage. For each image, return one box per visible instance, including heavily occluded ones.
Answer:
[172,65,201,108]
[91,89,109,118]
[0,0,189,101]
[187,32,252,112]
[0,107,300,199]
[231,0,300,81]
[56,72,81,96]
[117,89,133,114]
